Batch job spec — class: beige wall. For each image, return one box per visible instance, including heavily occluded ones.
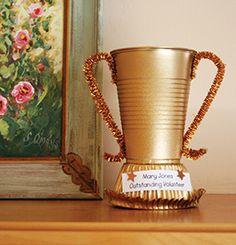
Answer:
[102,0,236,193]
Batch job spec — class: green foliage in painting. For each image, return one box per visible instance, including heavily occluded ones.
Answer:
[0,0,63,157]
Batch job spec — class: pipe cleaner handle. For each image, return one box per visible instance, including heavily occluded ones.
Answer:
[182,51,225,160]
[83,53,125,162]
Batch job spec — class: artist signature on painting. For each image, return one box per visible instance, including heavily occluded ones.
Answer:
[23,131,59,151]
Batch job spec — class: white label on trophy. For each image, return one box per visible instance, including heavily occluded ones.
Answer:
[122,169,193,193]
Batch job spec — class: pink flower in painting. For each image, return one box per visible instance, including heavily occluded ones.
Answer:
[12,52,21,61]
[28,3,44,18]
[0,95,8,116]
[14,30,30,49]
[11,81,35,104]
[37,63,45,73]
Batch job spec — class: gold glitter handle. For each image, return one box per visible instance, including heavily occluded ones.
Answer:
[182,51,225,160]
[83,53,125,162]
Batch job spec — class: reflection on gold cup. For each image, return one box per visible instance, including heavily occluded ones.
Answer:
[84,47,225,209]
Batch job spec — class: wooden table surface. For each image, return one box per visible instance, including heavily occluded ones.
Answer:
[0,194,235,244]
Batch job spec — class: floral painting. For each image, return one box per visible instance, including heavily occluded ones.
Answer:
[0,0,64,157]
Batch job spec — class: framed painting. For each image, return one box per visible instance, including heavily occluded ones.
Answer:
[0,0,103,198]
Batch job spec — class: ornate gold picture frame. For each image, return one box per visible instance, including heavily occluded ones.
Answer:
[0,0,103,199]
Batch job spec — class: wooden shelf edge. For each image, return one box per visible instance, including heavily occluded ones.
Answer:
[0,222,236,233]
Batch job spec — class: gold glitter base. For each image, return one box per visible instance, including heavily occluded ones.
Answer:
[105,162,205,210]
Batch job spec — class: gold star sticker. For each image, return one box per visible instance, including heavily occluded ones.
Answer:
[177,170,185,180]
[127,172,137,182]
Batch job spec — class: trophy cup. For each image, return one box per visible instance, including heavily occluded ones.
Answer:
[83,47,225,209]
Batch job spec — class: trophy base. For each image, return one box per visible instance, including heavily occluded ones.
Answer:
[105,162,205,210]
[105,188,205,210]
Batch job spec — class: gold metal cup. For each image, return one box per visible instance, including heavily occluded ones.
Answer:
[84,47,225,209]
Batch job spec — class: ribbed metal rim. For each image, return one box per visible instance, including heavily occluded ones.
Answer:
[110,46,197,55]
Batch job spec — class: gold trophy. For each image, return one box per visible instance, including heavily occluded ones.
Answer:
[84,47,225,209]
